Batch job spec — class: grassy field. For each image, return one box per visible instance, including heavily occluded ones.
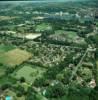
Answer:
[55,30,77,39]
[0,48,32,66]
[0,44,15,53]
[0,76,16,86]
[0,16,19,21]
[36,23,52,32]
[13,65,46,83]
[53,30,86,44]
[0,45,15,77]
[55,30,66,34]
[66,31,77,39]
[0,44,15,76]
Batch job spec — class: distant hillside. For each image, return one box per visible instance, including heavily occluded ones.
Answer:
[0,0,92,1]
[0,0,97,4]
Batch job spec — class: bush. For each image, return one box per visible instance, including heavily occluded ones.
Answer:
[15,85,26,97]
[19,77,26,83]
[34,77,49,87]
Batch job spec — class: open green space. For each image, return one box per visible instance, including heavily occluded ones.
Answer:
[0,44,15,53]
[55,30,77,40]
[66,31,77,39]
[35,23,52,32]
[0,16,19,21]
[13,65,46,83]
[50,30,86,44]
[0,48,32,67]
[0,76,16,86]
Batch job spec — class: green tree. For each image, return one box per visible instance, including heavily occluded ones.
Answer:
[45,82,65,98]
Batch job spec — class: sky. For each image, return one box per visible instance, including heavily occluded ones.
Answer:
[0,0,87,2]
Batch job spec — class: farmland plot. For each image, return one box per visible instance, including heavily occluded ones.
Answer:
[0,48,32,66]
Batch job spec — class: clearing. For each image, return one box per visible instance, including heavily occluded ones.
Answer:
[13,65,46,83]
[35,23,52,32]
[0,48,32,66]
[0,44,15,53]
[25,33,41,39]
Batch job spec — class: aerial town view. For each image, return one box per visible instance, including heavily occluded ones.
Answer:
[0,0,98,100]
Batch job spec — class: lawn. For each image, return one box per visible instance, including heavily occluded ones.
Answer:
[0,48,32,66]
[0,16,19,21]
[13,65,46,83]
[55,30,66,34]
[35,23,52,32]
[0,76,16,86]
[0,45,16,75]
[66,31,77,39]
[0,44,15,53]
